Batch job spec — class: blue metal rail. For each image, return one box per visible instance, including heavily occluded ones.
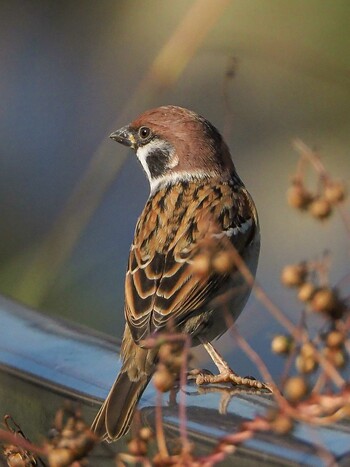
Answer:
[0,295,349,466]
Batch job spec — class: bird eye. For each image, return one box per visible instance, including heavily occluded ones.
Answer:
[138,126,151,139]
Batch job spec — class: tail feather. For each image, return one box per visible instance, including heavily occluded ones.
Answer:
[92,371,151,441]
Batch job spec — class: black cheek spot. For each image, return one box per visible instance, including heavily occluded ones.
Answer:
[147,148,171,178]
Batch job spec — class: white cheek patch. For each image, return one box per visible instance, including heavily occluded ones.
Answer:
[136,145,152,181]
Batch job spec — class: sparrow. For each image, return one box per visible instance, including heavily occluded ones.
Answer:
[91,105,266,441]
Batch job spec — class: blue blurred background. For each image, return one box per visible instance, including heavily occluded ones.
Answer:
[1,0,349,379]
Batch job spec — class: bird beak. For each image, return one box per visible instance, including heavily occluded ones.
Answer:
[109,126,136,148]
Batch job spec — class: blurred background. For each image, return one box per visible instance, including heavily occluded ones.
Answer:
[0,0,349,380]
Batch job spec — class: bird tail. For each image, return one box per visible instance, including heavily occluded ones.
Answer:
[91,370,151,441]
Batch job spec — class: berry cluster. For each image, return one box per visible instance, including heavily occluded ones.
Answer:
[281,262,346,319]
[288,140,347,220]
[46,406,96,467]
[276,260,348,374]
[288,179,346,219]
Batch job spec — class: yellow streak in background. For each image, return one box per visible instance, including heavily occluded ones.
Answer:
[16,0,231,307]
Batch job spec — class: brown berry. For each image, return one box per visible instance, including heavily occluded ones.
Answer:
[47,448,74,467]
[220,443,236,454]
[309,197,332,220]
[311,287,339,314]
[192,254,210,275]
[128,438,148,456]
[300,342,315,358]
[295,354,317,374]
[6,453,30,467]
[271,413,294,435]
[324,181,347,204]
[153,364,175,392]
[323,347,347,368]
[298,282,316,302]
[212,251,233,273]
[281,264,307,287]
[139,427,153,441]
[284,376,308,402]
[271,335,293,355]
[287,184,312,210]
[326,330,344,348]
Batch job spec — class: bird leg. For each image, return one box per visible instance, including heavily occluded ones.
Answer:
[189,340,272,392]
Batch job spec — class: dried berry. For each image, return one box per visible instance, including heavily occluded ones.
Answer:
[295,354,317,374]
[3,448,36,467]
[300,342,315,358]
[281,264,307,287]
[153,364,175,392]
[192,254,211,275]
[271,335,293,355]
[271,413,294,435]
[309,197,332,220]
[139,427,153,441]
[298,282,316,302]
[47,447,74,467]
[326,330,344,348]
[323,347,347,368]
[324,181,347,204]
[284,376,308,402]
[212,251,234,273]
[219,443,236,454]
[311,287,339,314]
[128,438,148,456]
[287,184,312,210]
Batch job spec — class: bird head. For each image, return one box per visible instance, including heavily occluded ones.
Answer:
[110,105,236,192]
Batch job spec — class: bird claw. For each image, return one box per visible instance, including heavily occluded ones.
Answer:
[189,369,272,392]
[187,368,214,381]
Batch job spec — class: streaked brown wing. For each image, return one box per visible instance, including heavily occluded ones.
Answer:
[124,178,257,344]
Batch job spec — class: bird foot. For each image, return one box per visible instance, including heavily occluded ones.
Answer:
[188,368,272,392]
[187,368,214,381]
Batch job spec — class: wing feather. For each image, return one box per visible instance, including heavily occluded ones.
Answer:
[124,178,257,344]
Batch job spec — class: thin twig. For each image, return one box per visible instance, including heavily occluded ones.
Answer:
[178,335,191,452]
[0,429,47,456]
[293,139,329,180]
[155,390,169,458]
